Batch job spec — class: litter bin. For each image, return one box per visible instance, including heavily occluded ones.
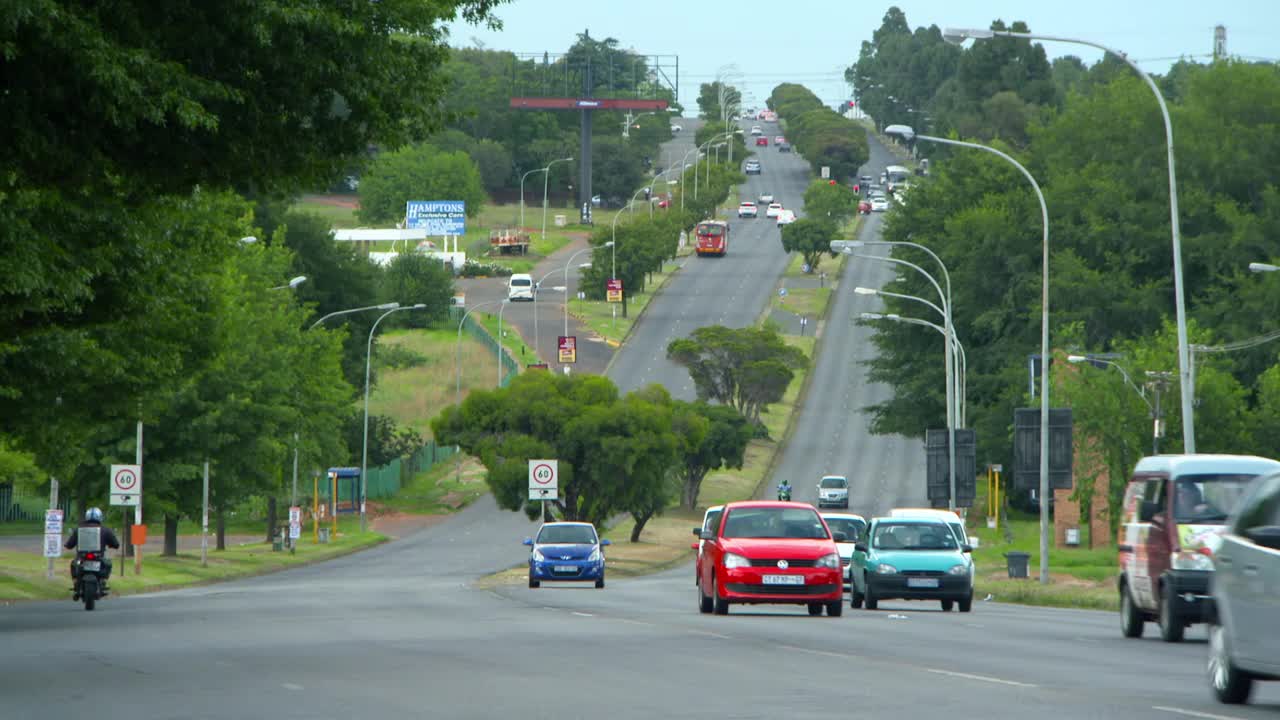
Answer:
[1005,551,1030,579]
[318,527,330,544]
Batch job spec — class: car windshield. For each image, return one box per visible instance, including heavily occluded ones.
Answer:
[824,518,864,542]
[697,224,724,236]
[1173,473,1256,523]
[536,525,597,544]
[820,477,847,488]
[872,522,958,550]
[722,507,829,539]
[510,278,531,287]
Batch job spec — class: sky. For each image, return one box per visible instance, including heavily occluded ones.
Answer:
[448,0,1278,116]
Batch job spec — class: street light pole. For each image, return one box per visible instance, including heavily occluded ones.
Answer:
[497,299,511,387]
[360,303,426,533]
[519,167,548,229]
[882,123,1052,584]
[944,27,1193,454]
[542,156,574,242]
[562,245,604,345]
[1067,355,1158,452]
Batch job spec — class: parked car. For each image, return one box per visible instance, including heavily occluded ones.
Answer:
[817,475,849,509]
[1118,454,1280,642]
[850,517,974,612]
[820,512,867,591]
[1208,469,1280,704]
[697,501,845,616]
[765,203,783,219]
[691,505,725,585]
[524,522,611,588]
[737,201,758,218]
[507,273,534,301]
[755,137,768,147]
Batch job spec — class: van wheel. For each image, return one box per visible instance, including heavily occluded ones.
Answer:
[1209,623,1253,704]
[1120,582,1144,638]
[1158,582,1185,643]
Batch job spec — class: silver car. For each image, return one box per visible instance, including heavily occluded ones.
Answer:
[1208,469,1280,704]
[817,475,849,509]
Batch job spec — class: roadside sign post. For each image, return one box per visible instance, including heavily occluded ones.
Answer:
[201,461,209,567]
[528,460,559,523]
[110,462,143,575]
[288,506,302,554]
[558,336,577,365]
[44,483,62,580]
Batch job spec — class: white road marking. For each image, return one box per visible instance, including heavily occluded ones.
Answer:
[925,668,1036,688]
[614,618,656,628]
[686,628,732,640]
[780,645,853,660]
[282,683,304,691]
[571,611,594,618]
[1153,707,1247,720]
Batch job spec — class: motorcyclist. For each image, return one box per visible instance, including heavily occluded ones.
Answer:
[777,479,792,500]
[65,507,120,591]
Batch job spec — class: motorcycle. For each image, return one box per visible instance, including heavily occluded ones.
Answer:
[72,550,109,611]
[777,486,792,501]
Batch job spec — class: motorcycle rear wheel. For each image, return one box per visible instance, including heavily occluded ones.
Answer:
[82,577,98,611]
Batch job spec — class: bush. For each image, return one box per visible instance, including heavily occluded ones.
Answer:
[458,261,513,278]
[378,344,428,370]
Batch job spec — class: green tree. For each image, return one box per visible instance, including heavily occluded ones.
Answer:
[803,180,859,225]
[698,81,742,122]
[379,253,456,328]
[780,218,838,274]
[357,144,487,225]
[673,402,753,510]
[667,325,807,427]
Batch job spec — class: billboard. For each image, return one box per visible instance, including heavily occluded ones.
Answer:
[406,201,466,235]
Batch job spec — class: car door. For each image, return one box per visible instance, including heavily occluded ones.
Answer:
[851,520,875,594]
[1219,473,1280,665]
[700,510,725,590]
[1135,477,1168,609]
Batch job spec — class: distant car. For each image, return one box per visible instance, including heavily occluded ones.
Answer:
[759,192,775,204]
[765,203,783,218]
[774,136,785,145]
[738,201,758,218]
[755,137,768,147]
[524,522,610,589]
[697,501,845,616]
[858,199,872,215]
[820,512,867,591]
[691,505,725,585]
[657,199,670,209]
[778,142,792,153]
[870,197,890,212]
[1209,469,1280,704]
[507,273,534,301]
[850,517,974,612]
[744,160,761,175]
[817,475,849,509]
[670,124,682,133]
[776,210,797,227]
[750,125,764,136]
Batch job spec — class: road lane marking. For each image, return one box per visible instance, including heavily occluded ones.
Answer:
[780,645,853,660]
[282,683,304,691]
[926,668,1036,688]
[687,628,732,640]
[571,611,594,617]
[614,618,656,628]
[1153,707,1247,720]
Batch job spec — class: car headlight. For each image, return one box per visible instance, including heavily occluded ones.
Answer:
[532,549,545,562]
[875,563,899,575]
[815,553,841,569]
[588,548,602,563]
[723,552,751,569]
[1171,550,1214,571]
[947,564,970,575]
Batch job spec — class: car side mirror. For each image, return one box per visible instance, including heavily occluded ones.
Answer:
[1139,500,1161,523]
[832,531,848,543]
[967,536,981,549]
[1244,525,1280,551]
[961,544,973,553]
[600,539,612,546]
[692,527,703,538]
[700,530,717,541]
[522,538,533,546]
[854,542,868,553]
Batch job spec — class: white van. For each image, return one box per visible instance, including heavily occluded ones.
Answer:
[888,508,976,548]
[507,273,534,301]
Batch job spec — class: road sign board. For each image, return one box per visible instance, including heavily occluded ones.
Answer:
[405,200,466,235]
[821,166,830,179]
[289,506,302,525]
[43,534,62,558]
[558,336,577,364]
[289,524,301,540]
[528,459,558,501]
[45,509,64,534]
[110,464,142,506]
[606,278,623,303]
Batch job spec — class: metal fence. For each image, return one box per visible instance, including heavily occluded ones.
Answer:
[0,483,71,522]
[453,307,521,388]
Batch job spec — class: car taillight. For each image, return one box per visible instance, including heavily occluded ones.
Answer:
[85,553,96,560]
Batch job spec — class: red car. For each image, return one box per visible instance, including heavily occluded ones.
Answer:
[755,136,768,147]
[697,501,845,616]
[858,199,872,215]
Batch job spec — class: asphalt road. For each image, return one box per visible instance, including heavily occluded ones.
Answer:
[6,130,1279,719]
[610,117,809,397]
[766,133,929,516]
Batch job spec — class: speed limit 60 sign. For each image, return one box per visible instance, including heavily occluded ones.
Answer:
[528,459,558,501]
[110,464,142,507]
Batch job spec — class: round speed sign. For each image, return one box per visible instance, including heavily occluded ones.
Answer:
[532,463,555,485]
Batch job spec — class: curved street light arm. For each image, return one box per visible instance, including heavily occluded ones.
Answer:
[309,302,400,330]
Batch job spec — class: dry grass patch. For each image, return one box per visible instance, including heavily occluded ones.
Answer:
[368,328,497,438]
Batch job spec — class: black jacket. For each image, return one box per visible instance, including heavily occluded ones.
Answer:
[64,521,121,550]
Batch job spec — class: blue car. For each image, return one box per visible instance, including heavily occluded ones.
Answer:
[850,518,974,612]
[524,522,610,589]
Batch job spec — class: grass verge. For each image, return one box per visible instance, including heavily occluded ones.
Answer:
[0,517,384,603]
[380,456,489,515]
[367,327,498,440]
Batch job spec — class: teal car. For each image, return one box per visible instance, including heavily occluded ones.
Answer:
[850,518,974,612]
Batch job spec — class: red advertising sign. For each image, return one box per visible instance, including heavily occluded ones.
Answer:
[558,336,577,364]
[606,278,623,303]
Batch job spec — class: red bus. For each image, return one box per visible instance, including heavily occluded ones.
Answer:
[695,220,729,257]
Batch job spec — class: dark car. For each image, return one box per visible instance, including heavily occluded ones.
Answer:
[778,142,792,153]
